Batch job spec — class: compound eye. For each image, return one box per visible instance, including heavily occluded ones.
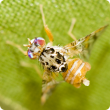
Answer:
[28,50,33,59]
[28,50,36,59]
[34,37,45,47]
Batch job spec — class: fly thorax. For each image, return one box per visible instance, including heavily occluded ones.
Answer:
[39,46,68,73]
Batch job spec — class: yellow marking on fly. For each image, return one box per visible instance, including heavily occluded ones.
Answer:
[84,35,90,48]
[62,58,91,88]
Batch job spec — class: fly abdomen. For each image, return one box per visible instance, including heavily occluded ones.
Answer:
[62,58,91,88]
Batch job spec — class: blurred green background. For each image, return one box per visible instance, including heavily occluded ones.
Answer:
[0,0,110,110]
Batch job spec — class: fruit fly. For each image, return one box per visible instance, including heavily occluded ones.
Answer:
[6,5,108,104]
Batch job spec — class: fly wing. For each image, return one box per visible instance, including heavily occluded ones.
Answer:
[41,70,59,105]
[64,25,108,60]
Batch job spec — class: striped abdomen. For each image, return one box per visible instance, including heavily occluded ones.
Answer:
[62,58,91,88]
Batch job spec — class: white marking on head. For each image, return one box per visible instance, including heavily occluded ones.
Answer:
[34,47,40,53]
[29,43,36,50]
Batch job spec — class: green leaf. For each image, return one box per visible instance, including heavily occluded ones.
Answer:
[0,0,110,110]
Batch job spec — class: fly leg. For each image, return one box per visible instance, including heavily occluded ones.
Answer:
[68,18,77,41]
[41,71,60,105]
[20,61,42,78]
[40,5,53,46]
[6,41,27,55]
[6,41,42,78]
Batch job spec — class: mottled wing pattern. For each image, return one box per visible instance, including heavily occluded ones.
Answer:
[41,70,58,105]
[64,25,108,60]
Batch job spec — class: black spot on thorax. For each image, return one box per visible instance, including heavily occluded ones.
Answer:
[41,51,46,57]
[56,52,62,59]
[50,55,54,58]
[46,62,49,65]
[44,48,55,54]
[55,58,61,64]
[39,56,44,61]
[41,62,45,65]
[63,56,65,62]
[56,52,65,62]
[51,65,57,70]
[61,64,68,72]
[47,67,51,71]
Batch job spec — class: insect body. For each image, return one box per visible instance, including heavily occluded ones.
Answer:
[22,5,108,104]
[25,23,108,89]
[7,5,108,104]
